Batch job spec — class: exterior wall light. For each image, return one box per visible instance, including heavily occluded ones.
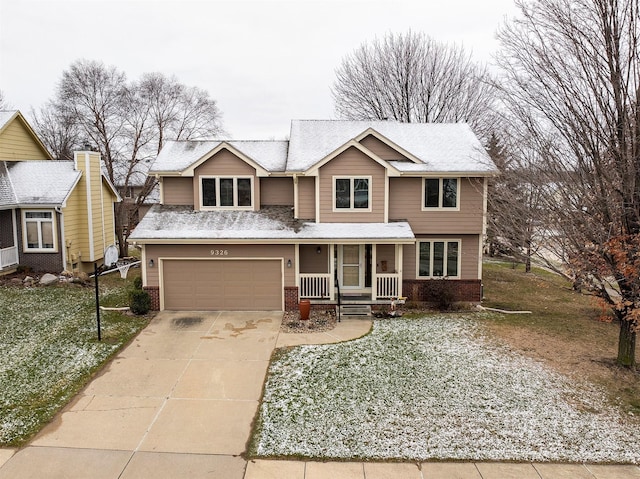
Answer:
[149,259,154,268]
[287,259,292,268]
[316,246,322,254]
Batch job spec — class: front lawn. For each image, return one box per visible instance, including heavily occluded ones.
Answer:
[0,271,149,446]
[250,316,640,462]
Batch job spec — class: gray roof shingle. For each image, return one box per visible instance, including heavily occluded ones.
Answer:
[0,161,81,207]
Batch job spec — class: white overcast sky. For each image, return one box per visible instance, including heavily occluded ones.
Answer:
[0,0,518,140]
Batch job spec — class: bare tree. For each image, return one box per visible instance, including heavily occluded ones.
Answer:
[33,60,224,256]
[0,90,9,110]
[332,31,497,139]
[485,132,550,273]
[497,0,640,367]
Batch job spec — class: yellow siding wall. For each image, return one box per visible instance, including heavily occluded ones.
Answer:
[63,152,117,272]
[0,116,50,160]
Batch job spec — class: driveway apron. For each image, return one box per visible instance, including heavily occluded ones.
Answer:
[0,311,282,479]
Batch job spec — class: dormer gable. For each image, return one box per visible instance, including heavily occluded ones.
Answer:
[183,142,270,177]
[304,140,401,177]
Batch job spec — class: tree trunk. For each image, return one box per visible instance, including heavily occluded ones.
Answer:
[617,319,637,368]
[115,203,128,258]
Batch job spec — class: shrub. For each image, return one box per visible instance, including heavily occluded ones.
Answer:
[132,276,143,290]
[129,289,151,315]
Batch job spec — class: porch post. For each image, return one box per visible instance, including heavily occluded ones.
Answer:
[329,243,335,301]
[372,243,378,300]
[295,243,300,301]
[397,244,403,297]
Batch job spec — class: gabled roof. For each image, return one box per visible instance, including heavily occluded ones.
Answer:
[151,140,289,175]
[286,120,495,174]
[0,110,52,160]
[147,120,496,177]
[0,160,81,207]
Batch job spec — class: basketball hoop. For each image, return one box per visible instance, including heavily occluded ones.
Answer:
[116,261,131,279]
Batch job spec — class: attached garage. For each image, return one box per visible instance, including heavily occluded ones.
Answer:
[161,259,283,311]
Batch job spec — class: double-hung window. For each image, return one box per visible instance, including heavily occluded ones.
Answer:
[201,176,253,209]
[334,177,371,211]
[417,240,460,278]
[23,210,56,252]
[423,178,459,209]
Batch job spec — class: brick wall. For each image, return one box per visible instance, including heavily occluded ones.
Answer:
[403,279,482,304]
[144,286,160,310]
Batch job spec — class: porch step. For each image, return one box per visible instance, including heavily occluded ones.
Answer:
[338,304,372,319]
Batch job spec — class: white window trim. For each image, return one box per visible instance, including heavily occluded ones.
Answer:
[199,175,254,210]
[22,209,58,253]
[416,239,461,279]
[332,175,373,212]
[421,177,460,211]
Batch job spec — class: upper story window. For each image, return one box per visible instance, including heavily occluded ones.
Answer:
[334,177,371,211]
[417,240,460,278]
[23,210,56,252]
[423,178,459,210]
[200,176,253,209]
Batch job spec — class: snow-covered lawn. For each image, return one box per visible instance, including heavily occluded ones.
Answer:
[252,316,640,463]
[0,284,145,445]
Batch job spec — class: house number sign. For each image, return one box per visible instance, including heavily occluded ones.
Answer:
[210,249,229,256]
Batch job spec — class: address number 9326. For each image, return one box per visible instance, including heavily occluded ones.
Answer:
[210,249,229,256]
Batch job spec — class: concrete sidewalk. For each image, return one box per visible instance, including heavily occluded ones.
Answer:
[0,312,638,478]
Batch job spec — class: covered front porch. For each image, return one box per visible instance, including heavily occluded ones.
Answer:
[296,243,406,303]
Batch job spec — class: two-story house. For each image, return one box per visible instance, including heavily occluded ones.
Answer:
[0,110,121,274]
[129,120,497,311]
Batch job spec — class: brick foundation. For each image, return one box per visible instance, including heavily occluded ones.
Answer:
[144,286,160,310]
[284,286,298,311]
[403,279,482,304]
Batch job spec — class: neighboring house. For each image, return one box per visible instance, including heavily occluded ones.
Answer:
[113,158,159,236]
[129,120,497,311]
[0,110,121,274]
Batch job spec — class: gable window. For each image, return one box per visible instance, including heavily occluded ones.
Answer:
[417,240,460,278]
[23,210,56,252]
[334,177,371,210]
[201,176,253,209]
[423,178,459,209]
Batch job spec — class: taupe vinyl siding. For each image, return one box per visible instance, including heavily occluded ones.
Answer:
[299,244,329,273]
[145,243,295,287]
[376,244,396,273]
[318,147,385,223]
[193,149,258,210]
[261,177,294,206]
[359,134,409,161]
[162,177,194,206]
[389,177,484,234]
[297,176,315,220]
[402,235,480,280]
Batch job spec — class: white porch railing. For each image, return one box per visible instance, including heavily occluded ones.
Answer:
[300,273,332,298]
[375,273,400,299]
[0,246,18,269]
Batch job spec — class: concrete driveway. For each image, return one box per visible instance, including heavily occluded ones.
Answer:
[0,311,284,478]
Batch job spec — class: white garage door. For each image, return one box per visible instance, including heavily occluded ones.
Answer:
[162,259,283,311]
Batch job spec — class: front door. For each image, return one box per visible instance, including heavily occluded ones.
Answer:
[339,244,364,290]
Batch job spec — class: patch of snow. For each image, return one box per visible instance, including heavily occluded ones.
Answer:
[129,205,415,241]
[253,316,640,463]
